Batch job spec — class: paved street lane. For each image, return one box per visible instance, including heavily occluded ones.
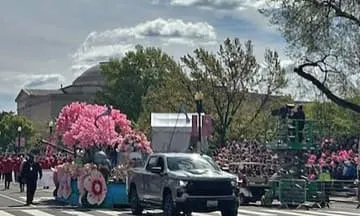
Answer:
[0,183,359,216]
[0,206,357,216]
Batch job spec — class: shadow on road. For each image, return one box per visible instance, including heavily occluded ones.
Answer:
[8,204,26,208]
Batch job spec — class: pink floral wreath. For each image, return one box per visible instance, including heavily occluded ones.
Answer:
[83,170,107,205]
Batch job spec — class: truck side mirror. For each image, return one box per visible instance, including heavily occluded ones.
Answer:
[151,166,162,174]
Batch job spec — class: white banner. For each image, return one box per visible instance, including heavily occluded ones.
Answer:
[37,169,54,188]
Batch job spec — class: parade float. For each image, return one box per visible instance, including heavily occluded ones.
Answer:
[50,102,152,208]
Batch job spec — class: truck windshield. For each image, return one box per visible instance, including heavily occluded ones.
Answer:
[167,156,218,171]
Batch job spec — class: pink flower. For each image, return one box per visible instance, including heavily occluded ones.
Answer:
[84,170,107,205]
[55,102,152,152]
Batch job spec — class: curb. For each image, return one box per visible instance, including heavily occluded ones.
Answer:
[330,199,358,204]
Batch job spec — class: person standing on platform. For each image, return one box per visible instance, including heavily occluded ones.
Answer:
[293,105,306,142]
[20,154,42,205]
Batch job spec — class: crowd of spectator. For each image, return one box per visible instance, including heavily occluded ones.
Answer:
[213,138,360,180]
[213,140,280,179]
[306,138,359,180]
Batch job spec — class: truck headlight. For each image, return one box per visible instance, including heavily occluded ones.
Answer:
[179,180,188,187]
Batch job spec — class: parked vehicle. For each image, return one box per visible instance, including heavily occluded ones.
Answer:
[128,153,239,216]
[229,162,274,205]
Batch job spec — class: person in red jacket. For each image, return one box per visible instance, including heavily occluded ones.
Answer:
[0,160,3,182]
[19,157,26,192]
[0,157,4,182]
[13,157,20,182]
[4,157,13,190]
[16,155,25,192]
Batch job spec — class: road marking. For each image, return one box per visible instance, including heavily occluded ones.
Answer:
[325,211,360,216]
[261,209,310,216]
[238,209,272,215]
[62,211,96,216]
[95,210,131,215]
[21,209,54,216]
[0,210,17,216]
[19,196,53,202]
[192,213,218,216]
[0,193,24,204]
[296,210,345,216]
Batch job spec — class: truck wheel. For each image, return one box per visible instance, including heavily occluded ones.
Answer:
[182,211,192,216]
[163,193,178,216]
[130,187,143,215]
[221,204,238,216]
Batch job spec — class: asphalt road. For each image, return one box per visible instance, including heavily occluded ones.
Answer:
[0,182,359,216]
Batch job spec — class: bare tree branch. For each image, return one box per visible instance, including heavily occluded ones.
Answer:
[294,60,360,112]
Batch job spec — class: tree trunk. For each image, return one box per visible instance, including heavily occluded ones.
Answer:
[219,126,228,147]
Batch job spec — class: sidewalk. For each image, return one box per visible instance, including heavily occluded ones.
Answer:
[330,196,358,204]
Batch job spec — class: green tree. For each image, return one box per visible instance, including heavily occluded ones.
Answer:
[96,45,183,122]
[181,38,287,145]
[304,96,360,137]
[0,113,36,151]
[230,95,292,141]
[137,66,194,134]
[261,0,360,113]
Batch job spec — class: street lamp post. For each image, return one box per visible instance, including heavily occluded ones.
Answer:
[194,91,204,153]
[48,120,55,158]
[17,126,22,154]
[49,120,54,135]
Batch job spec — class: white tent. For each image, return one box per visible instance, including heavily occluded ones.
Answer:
[151,113,208,153]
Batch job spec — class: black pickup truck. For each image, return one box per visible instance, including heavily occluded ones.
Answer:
[128,153,239,216]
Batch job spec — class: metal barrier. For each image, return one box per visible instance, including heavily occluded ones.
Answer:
[308,179,357,197]
[278,179,307,206]
[277,179,356,207]
[260,179,358,208]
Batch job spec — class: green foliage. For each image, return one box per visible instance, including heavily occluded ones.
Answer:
[303,97,360,137]
[0,112,36,151]
[96,45,182,122]
[230,95,293,141]
[97,40,288,147]
[261,0,360,112]
[181,38,287,145]
[138,67,194,134]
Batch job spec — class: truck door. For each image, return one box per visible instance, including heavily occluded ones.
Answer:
[144,156,158,201]
[150,156,165,202]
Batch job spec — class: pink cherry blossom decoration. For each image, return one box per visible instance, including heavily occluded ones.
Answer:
[55,102,151,153]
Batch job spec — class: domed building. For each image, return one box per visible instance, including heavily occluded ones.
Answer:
[15,63,106,127]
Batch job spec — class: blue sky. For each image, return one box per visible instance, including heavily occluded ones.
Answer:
[0,0,298,112]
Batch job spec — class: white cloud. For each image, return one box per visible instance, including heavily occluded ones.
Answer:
[1,73,64,95]
[0,0,289,111]
[170,0,269,10]
[71,18,217,74]
[23,74,65,88]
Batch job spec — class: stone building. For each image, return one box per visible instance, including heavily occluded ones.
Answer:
[15,64,105,128]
